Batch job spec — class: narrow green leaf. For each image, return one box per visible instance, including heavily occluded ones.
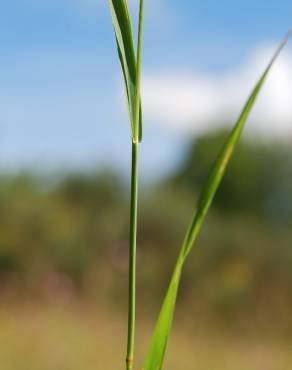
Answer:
[142,33,291,370]
[109,0,143,142]
[142,259,183,370]
[134,0,144,143]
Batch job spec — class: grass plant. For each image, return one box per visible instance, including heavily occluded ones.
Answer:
[108,1,291,369]
[109,1,144,369]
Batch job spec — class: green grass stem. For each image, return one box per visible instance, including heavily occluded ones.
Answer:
[108,1,144,367]
[126,141,139,370]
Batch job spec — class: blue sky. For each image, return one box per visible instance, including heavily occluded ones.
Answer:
[0,1,291,179]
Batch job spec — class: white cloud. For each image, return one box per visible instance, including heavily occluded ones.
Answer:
[142,44,292,137]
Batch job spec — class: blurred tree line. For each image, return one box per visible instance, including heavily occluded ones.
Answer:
[0,129,291,331]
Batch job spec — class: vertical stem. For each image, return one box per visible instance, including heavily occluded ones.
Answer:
[127,1,143,367]
[126,141,139,370]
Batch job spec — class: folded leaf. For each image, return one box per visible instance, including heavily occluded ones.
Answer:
[109,0,143,142]
[142,32,291,370]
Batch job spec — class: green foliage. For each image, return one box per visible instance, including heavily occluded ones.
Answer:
[109,0,143,142]
[142,36,290,370]
[108,2,291,368]
[0,171,125,288]
[174,131,292,221]
[0,164,291,317]
[109,2,145,368]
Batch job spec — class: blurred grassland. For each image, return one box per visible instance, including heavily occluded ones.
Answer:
[0,129,292,368]
[0,303,291,370]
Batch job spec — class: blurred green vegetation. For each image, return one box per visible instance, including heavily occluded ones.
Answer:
[0,129,292,335]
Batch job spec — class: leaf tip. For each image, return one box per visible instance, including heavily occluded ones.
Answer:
[265,31,292,72]
[282,29,292,47]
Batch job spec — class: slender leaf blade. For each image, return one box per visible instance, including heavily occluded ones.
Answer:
[143,261,183,370]
[134,0,144,142]
[142,34,290,370]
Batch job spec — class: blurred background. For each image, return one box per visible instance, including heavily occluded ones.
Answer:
[0,1,292,369]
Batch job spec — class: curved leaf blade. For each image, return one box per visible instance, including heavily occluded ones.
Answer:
[109,0,143,141]
[142,33,291,370]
